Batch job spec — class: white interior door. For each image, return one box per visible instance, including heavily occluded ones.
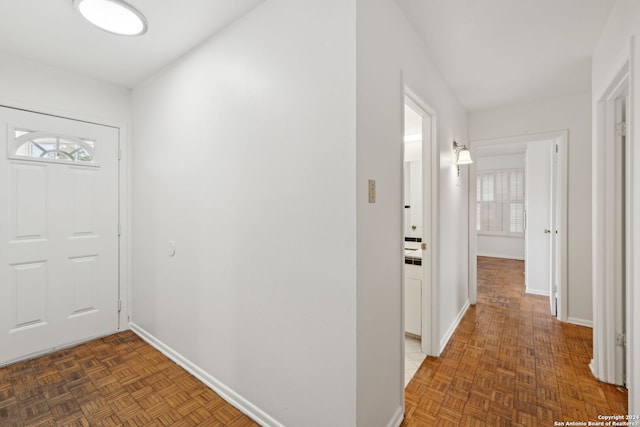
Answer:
[0,107,119,365]
[550,141,559,316]
[524,141,553,302]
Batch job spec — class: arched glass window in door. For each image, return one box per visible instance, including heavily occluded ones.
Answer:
[10,129,97,166]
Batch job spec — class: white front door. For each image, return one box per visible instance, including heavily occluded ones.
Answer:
[0,107,119,365]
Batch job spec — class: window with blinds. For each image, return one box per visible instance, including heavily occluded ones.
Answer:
[476,169,525,236]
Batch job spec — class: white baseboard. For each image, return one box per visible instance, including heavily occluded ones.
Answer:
[567,317,593,328]
[129,322,283,427]
[386,406,404,427]
[525,288,549,297]
[589,358,600,380]
[440,300,470,353]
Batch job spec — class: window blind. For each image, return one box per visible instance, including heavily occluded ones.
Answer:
[476,168,525,236]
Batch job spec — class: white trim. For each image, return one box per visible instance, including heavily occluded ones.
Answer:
[386,406,404,427]
[592,59,630,386]
[525,288,550,297]
[468,131,569,322]
[130,323,284,427]
[476,232,525,239]
[590,359,598,379]
[439,300,470,353]
[404,85,439,359]
[627,34,638,415]
[567,317,593,328]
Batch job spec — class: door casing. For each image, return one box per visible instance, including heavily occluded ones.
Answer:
[403,86,439,358]
[592,60,631,389]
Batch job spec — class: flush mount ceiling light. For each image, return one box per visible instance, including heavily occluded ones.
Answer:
[73,0,147,36]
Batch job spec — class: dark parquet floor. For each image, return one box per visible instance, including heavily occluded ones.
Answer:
[0,332,259,426]
[401,256,628,426]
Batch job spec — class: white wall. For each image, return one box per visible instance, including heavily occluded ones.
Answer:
[477,235,524,260]
[591,0,640,413]
[356,0,469,424]
[469,93,593,324]
[131,1,357,426]
[476,153,525,260]
[0,51,131,124]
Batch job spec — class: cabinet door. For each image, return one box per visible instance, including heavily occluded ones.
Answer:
[405,277,422,336]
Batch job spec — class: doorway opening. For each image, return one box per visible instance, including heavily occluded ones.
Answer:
[402,89,438,386]
[468,132,568,321]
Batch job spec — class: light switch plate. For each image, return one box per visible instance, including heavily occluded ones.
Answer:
[368,179,376,203]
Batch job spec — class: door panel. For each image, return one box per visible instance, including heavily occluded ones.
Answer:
[10,261,47,330]
[0,106,119,365]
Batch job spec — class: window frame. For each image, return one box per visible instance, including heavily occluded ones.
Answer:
[8,129,99,168]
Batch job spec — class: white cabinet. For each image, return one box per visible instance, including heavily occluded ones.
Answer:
[404,264,422,336]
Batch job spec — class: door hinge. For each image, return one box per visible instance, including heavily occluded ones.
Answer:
[118,300,122,313]
[118,148,122,160]
[555,144,558,153]
[616,333,626,347]
[616,122,627,137]
[118,224,121,236]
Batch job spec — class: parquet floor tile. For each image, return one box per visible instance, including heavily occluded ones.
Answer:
[402,256,628,426]
[0,332,259,427]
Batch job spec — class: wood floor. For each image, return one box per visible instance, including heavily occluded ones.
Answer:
[0,332,259,426]
[401,256,628,426]
[0,256,629,426]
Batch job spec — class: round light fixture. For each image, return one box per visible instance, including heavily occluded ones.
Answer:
[74,0,147,36]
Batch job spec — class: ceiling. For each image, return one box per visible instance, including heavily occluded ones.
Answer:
[0,0,264,88]
[395,0,615,111]
[0,1,615,109]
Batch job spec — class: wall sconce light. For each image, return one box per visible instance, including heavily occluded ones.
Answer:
[453,141,473,176]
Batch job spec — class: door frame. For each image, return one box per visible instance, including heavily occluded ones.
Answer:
[0,99,130,335]
[467,131,569,322]
[591,58,632,388]
[403,87,439,357]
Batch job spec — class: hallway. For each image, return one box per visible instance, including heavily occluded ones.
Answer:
[401,256,628,425]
